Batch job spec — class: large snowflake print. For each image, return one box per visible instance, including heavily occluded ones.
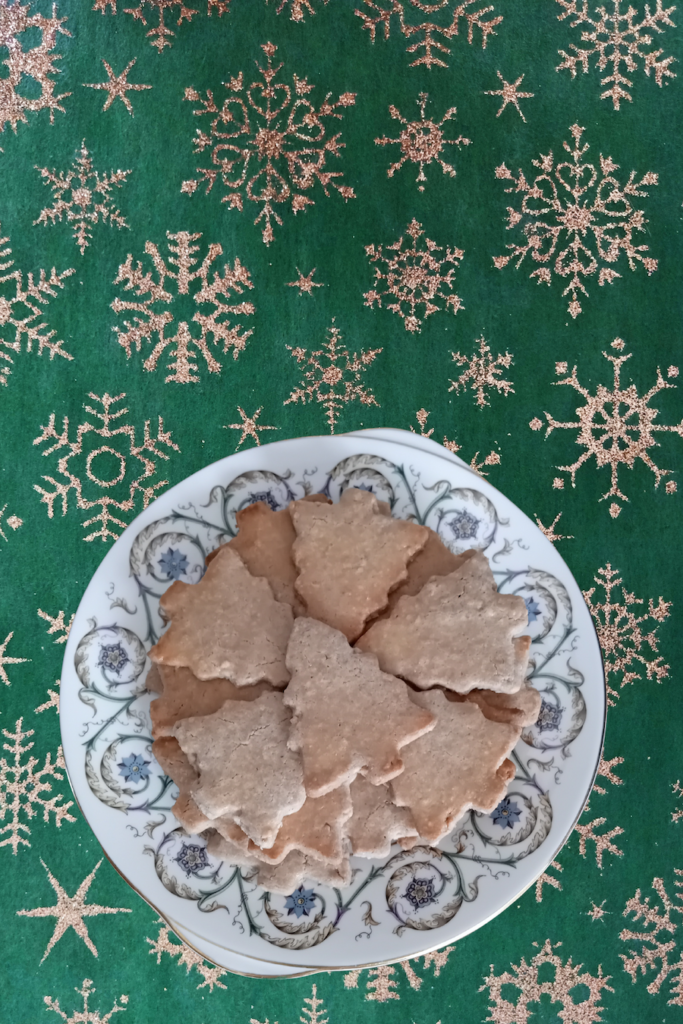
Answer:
[44,978,128,1024]
[556,0,677,109]
[285,322,382,433]
[364,218,464,333]
[493,123,658,317]
[530,339,683,517]
[93,0,231,52]
[583,562,671,705]
[620,870,683,1006]
[111,230,255,383]
[0,0,70,136]
[0,223,74,388]
[481,938,613,1023]
[34,141,131,255]
[181,42,356,245]
[0,718,75,855]
[355,0,502,69]
[33,392,180,542]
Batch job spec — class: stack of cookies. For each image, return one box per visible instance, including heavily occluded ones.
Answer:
[147,488,540,894]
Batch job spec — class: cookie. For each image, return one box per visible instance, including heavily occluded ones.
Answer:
[284,617,435,796]
[391,689,520,844]
[254,847,353,895]
[205,830,262,871]
[173,690,306,849]
[384,535,475,613]
[145,663,163,694]
[150,663,271,738]
[152,735,213,834]
[465,681,541,729]
[347,775,418,858]
[356,550,529,694]
[150,546,293,687]
[248,783,353,865]
[291,488,429,641]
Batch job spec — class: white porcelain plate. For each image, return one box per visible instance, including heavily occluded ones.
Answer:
[61,432,605,972]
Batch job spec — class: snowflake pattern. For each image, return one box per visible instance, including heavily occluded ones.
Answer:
[34,141,131,255]
[225,406,278,449]
[484,70,534,120]
[620,869,683,1005]
[355,0,503,69]
[493,124,658,317]
[364,218,464,333]
[43,979,128,1024]
[556,0,677,109]
[583,563,671,705]
[285,323,381,433]
[344,947,456,1000]
[92,0,231,52]
[33,392,180,542]
[82,59,152,117]
[181,43,356,245]
[0,630,28,686]
[111,231,255,383]
[575,816,625,868]
[0,503,21,541]
[375,93,471,192]
[533,341,683,516]
[147,921,228,990]
[673,781,683,824]
[0,718,75,854]
[535,860,564,901]
[0,224,74,388]
[37,608,74,644]
[270,0,330,18]
[448,335,513,407]
[253,984,328,1024]
[481,938,613,1023]
[534,512,574,543]
[0,0,71,137]
[412,408,501,476]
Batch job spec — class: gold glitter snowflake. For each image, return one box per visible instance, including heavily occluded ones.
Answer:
[0,718,75,855]
[181,43,356,245]
[147,922,227,991]
[111,231,255,383]
[93,0,231,52]
[448,335,513,407]
[533,341,682,515]
[535,861,563,902]
[575,816,624,868]
[620,870,683,1006]
[583,563,671,705]
[344,947,455,1000]
[481,939,613,1023]
[0,0,71,137]
[270,0,329,18]
[0,630,28,686]
[285,323,381,433]
[83,59,152,117]
[364,218,464,333]
[44,979,128,1024]
[355,0,502,69]
[493,123,658,317]
[556,0,677,109]
[34,142,131,255]
[375,93,471,191]
[672,781,683,824]
[33,392,180,542]
[254,985,328,1024]
[37,608,73,645]
[0,224,74,388]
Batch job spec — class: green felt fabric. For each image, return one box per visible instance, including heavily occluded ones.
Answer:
[0,0,682,1020]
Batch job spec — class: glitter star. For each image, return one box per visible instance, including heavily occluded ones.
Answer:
[587,899,610,922]
[534,512,574,543]
[224,407,278,449]
[83,59,152,117]
[484,71,535,122]
[0,631,29,686]
[287,268,324,296]
[17,859,131,962]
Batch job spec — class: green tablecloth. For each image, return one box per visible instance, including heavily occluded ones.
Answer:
[1,0,681,1020]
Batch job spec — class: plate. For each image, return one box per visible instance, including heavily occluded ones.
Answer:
[60,432,605,971]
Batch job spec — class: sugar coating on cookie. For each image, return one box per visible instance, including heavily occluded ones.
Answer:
[149,663,271,738]
[248,784,353,866]
[284,617,435,797]
[150,546,293,687]
[356,549,529,694]
[391,689,520,844]
[347,775,418,858]
[291,488,429,641]
[173,690,306,849]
